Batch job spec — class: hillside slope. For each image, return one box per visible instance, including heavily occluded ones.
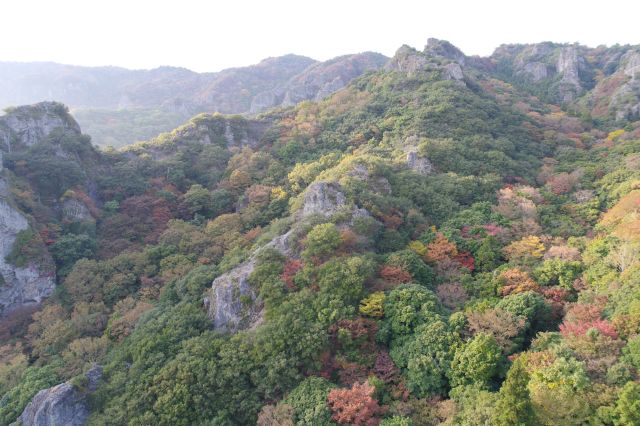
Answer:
[0,39,640,425]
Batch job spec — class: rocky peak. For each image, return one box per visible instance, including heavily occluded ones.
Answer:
[385,45,429,76]
[0,102,80,151]
[425,38,467,65]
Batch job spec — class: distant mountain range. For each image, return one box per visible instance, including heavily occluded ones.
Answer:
[0,53,388,146]
[1,39,639,148]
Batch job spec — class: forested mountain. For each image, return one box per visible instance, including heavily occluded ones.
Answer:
[0,53,388,147]
[1,39,640,425]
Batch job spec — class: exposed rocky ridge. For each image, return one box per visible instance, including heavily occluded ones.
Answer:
[385,41,467,85]
[205,181,369,333]
[124,113,270,159]
[0,191,55,315]
[491,42,640,115]
[12,365,102,426]
[252,52,387,112]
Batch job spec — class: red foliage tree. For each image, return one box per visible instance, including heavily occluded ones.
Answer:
[560,319,619,339]
[559,302,618,339]
[327,382,386,426]
[454,251,475,272]
[281,259,303,291]
[379,265,412,284]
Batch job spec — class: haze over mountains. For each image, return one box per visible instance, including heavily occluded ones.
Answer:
[0,53,388,146]
[2,39,639,148]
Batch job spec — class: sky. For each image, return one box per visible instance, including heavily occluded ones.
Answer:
[2,0,639,73]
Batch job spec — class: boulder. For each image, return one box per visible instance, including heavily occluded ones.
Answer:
[12,365,102,426]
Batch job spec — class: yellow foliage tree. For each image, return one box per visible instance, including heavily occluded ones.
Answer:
[359,292,385,318]
[503,235,545,265]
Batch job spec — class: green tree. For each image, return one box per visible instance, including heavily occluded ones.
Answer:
[302,223,342,261]
[50,233,97,276]
[493,358,536,426]
[184,184,212,216]
[391,319,458,397]
[449,333,503,389]
[475,236,502,272]
[615,381,640,426]
[283,376,336,426]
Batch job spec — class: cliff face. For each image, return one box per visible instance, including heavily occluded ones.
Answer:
[0,102,84,314]
[0,102,80,151]
[0,193,55,314]
[491,42,640,118]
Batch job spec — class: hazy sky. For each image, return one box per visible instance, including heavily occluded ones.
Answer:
[2,0,639,72]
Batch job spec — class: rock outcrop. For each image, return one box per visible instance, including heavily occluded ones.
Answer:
[298,181,347,218]
[0,193,55,315]
[205,181,368,333]
[0,102,83,314]
[205,259,262,333]
[555,46,584,102]
[250,52,387,112]
[385,45,430,76]
[12,365,102,426]
[61,198,93,223]
[424,38,467,65]
[406,151,433,175]
[0,102,80,151]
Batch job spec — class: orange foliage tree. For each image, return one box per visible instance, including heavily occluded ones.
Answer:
[327,381,386,426]
[425,233,458,263]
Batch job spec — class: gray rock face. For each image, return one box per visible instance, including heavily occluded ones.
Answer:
[623,50,640,78]
[523,62,549,82]
[385,45,429,76]
[425,38,467,65]
[205,180,370,333]
[205,259,262,333]
[248,53,387,112]
[12,365,102,426]
[0,102,75,314]
[0,102,80,151]
[406,151,433,175]
[0,187,55,315]
[61,198,92,222]
[299,181,347,218]
[444,63,465,82]
[204,227,293,333]
[556,46,583,102]
[607,50,640,121]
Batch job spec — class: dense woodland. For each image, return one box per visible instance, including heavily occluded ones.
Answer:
[1,41,640,425]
